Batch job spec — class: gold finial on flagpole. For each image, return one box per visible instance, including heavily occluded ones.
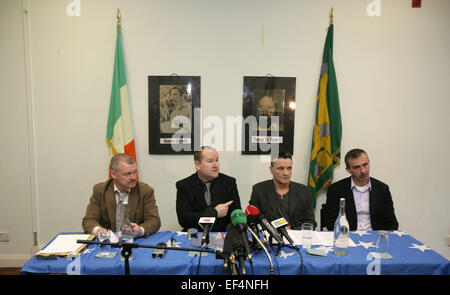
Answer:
[117,8,121,32]
[330,7,334,25]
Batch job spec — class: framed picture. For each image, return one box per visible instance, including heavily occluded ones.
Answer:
[148,76,200,154]
[242,76,296,155]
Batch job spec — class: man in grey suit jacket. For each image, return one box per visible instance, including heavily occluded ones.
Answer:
[249,153,317,230]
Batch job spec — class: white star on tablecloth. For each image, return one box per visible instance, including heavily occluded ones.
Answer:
[353,231,370,237]
[409,243,431,252]
[391,231,407,237]
[176,232,187,236]
[279,250,296,259]
[356,241,375,250]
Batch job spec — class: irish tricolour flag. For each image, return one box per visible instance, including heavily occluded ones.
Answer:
[106,24,137,169]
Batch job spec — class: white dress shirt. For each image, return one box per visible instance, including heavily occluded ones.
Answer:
[351,178,372,231]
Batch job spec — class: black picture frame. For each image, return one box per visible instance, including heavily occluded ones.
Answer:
[242,76,296,155]
[148,76,201,154]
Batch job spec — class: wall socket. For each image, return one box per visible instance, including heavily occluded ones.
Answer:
[0,232,10,242]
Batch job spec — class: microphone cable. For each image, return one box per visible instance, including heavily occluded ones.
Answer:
[196,241,207,275]
[283,244,304,276]
[247,226,273,275]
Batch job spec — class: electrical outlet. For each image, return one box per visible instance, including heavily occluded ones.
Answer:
[0,232,9,242]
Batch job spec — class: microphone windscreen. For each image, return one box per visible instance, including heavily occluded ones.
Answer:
[230,209,247,227]
[245,205,260,216]
[223,223,243,255]
[203,207,218,218]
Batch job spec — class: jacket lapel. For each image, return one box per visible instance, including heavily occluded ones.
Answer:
[105,180,117,231]
[345,178,358,228]
[287,182,299,217]
[264,181,281,219]
[192,174,207,209]
[128,183,140,221]
[368,178,376,219]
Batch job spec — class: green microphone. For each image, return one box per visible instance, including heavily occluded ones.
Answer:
[231,209,247,227]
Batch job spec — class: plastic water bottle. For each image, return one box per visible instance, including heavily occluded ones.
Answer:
[333,198,349,256]
[119,201,134,243]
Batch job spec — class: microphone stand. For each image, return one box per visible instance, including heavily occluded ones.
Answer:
[77,239,224,275]
[247,227,274,275]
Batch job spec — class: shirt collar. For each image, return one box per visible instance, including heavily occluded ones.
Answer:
[114,183,131,194]
[350,177,372,192]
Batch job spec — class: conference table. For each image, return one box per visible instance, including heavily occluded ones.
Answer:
[20,230,449,275]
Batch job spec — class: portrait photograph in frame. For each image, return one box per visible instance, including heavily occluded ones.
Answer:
[148,75,200,154]
[242,76,296,155]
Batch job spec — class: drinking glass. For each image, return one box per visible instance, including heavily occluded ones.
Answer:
[302,223,314,249]
[376,230,389,253]
[98,230,110,243]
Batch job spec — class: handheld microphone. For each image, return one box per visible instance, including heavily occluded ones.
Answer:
[198,207,218,246]
[266,212,297,248]
[230,209,252,262]
[245,205,284,245]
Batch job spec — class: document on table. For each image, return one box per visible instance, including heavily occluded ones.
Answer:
[35,233,95,257]
[285,230,356,247]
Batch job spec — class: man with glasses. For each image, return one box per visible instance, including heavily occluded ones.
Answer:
[82,153,161,239]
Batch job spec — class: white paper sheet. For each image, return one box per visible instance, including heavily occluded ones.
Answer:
[36,234,92,255]
[285,230,356,247]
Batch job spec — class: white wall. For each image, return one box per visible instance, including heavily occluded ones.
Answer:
[1,0,449,263]
[0,0,34,264]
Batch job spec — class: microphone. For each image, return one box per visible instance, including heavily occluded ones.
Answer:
[246,226,274,275]
[198,207,218,246]
[230,209,252,262]
[245,205,284,245]
[246,214,262,249]
[223,223,246,275]
[266,212,297,248]
[246,212,268,247]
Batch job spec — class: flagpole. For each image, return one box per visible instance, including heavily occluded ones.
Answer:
[117,8,121,33]
[330,7,334,25]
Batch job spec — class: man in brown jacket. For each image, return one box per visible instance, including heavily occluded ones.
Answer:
[82,153,161,238]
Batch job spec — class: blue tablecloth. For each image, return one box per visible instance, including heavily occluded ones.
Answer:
[20,230,449,275]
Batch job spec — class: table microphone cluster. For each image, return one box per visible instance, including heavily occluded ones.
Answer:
[77,204,302,275]
[220,205,303,275]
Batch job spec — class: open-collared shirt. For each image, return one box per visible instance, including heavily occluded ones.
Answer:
[351,178,373,231]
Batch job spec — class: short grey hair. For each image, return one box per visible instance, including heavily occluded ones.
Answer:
[110,153,135,172]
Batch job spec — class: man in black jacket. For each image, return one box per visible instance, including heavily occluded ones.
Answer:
[176,146,242,232]
[249,153,317,230]
[324,148,399,231]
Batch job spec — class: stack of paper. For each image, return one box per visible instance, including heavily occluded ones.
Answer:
[35,234,94,257]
